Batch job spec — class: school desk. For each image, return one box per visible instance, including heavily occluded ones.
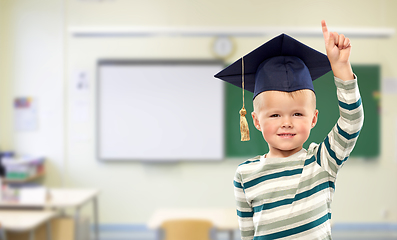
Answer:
[0,209,56,240]
[0,188,99,240]
[147,208,238,240]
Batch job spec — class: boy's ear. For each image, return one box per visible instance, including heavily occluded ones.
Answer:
[251,112,261,131]
[311,109,319,128]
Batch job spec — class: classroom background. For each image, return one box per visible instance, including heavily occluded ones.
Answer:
[0,0,397,239]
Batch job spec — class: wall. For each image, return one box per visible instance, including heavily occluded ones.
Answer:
[0,0,11,150]
[0,0,65,187]
[1,0,397,224]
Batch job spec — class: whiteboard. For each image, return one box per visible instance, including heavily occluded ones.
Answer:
[97,60,225,161]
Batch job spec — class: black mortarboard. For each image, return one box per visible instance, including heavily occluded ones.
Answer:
[214,33,332,99]
[214,33,332,141]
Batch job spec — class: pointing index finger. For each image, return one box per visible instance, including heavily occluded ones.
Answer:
[321,20,329,45]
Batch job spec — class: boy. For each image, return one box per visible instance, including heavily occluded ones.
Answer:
[214,21,364,239]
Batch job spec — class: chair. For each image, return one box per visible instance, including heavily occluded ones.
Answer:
[161,219,214,240]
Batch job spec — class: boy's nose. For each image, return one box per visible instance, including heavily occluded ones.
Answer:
[281,118,293,128]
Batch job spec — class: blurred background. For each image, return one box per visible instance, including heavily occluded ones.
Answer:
[0,0,396,239]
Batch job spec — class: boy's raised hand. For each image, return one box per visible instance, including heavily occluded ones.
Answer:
[321,20,354,81]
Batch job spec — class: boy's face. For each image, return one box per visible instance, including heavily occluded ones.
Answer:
[252,90,318,158]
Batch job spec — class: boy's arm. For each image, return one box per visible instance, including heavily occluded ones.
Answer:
[312,21,364,177]
[234,170,255,240]
[322,20,354,81]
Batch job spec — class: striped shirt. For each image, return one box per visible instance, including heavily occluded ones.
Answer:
[233,76,364,240]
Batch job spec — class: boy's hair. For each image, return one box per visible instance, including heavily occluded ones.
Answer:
[253,89,317,113]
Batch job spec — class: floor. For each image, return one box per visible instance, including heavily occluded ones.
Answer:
[94,223,397,240]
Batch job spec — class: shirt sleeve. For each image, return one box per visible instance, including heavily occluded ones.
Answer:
[311,75,364,178]
[234,169,255,240]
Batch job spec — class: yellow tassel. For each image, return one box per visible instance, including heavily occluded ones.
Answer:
[239,107,250,141]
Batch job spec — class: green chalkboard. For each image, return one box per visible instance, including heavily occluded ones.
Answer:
[225,65,380,158]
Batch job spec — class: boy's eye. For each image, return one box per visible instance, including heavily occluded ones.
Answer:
[293,113,303,116]
[270,114,280,117]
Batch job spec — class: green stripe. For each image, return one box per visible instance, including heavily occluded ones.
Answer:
[237,209,254,218]
[324,136,348,165]
[251,188,298,207]
[244,168,303,189]
[241,160,303,179]
[325,153,338,175]
[253,181,334,213]
[304,156,316,166]
[250,171,330,208]
[336,124,360,140]
[234,180,243,188]
[256,203,329,232]
[297,171,330,189]
[236,199,251,208]
[241,229,255,237]
[316,143,322,167]
[239,158,261,166]
[319,137,338,174]
[334,79,357,90]
[253,213,331,240]
[338,98,361,111]
[333,131,357,149]
[340,109,363,121]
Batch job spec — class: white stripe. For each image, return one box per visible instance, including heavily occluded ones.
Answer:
[255,198,329,236]
[256,198,326,226]
[246,175,302,204]
[234,190,247,200]
[237,160,262,172]
[338,115,364,134]
[337,88,361,103]
[238,218,255,229]
[299,162,325,180]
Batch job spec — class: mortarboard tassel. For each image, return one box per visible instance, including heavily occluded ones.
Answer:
[240,57,250,141]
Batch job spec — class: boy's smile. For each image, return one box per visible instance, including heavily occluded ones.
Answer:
[252,89,318,158]
[277,133,296,138]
